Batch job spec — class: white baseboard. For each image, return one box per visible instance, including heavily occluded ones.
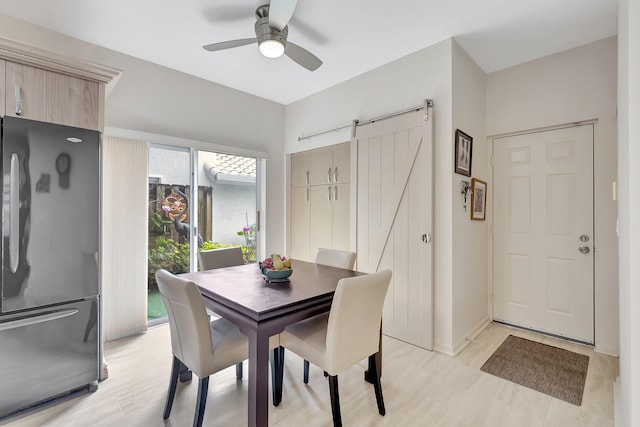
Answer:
[434,318,491,357]
[452,317,491,356]
[433,341,455,356]
[613,376,623,427]
[595,343,620,357]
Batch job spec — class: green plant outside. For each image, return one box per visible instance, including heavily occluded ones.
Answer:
[237,223,257,264]
[148,238,244,286]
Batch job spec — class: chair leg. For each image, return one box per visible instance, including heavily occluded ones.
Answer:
[163,356,181,419]
[369,353,386,416]
[303,359,310,384]
[236,362,243,380]
[194,376,209,427]
[328,375,342,427]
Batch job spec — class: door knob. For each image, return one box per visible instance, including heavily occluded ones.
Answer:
[578,245,590,254]
[421,233,432,244]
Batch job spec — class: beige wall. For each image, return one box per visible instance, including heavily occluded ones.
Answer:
[486,37,619,355]
[450,41,489,355]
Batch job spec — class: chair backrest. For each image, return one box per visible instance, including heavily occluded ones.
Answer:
[155,269,214,377]
[198,246,244,270]
[315,248,356,270]
[325,269,392,375]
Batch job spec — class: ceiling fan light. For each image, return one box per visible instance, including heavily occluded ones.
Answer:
[259,39,285,58]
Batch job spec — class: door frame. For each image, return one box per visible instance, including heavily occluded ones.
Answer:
[488,120,597,342]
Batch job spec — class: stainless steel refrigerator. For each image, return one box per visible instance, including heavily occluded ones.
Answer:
[0,116,100,418]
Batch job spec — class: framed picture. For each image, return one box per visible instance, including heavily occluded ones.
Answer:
[470,178,487,221]
[454,129,473,177]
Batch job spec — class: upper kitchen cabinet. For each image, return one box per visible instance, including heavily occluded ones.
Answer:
[5,62,46,122]
[331,142,350,184]
[46,71,99,130]
[6,62,99,130]
[291,151,310,187]
[293,142,350,187]
[308,143,350,186]
[0,37,120,131]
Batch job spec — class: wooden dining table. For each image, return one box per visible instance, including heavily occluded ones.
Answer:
[180,259,365,427]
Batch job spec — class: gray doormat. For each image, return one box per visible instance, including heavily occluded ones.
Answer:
[480,335,589,405]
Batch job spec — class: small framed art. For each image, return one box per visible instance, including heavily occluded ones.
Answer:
[454,129,473,177]
[470,178,487,221]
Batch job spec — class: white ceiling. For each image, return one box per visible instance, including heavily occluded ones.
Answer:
[0,0,617,105]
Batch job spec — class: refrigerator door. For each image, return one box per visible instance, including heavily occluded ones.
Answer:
[1,117,99,313]
[0,297,99,417]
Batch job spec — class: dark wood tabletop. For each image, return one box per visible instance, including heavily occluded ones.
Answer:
[181,259,362,320]
[180,259,363,427]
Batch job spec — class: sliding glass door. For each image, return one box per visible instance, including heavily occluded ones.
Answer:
[147,145,260,324]
[197,150,258,264]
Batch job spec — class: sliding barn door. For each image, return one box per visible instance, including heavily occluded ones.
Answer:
[354,109,434,350]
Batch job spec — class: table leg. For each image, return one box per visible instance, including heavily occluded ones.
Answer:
[247,329,270,427]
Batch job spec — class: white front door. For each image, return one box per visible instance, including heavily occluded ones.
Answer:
[492,124,594,343]
[354,109,434,350]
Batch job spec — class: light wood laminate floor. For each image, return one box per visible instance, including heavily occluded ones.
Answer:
[0,322,617,426]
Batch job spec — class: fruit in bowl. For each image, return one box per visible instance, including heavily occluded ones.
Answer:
[259,254,292,282]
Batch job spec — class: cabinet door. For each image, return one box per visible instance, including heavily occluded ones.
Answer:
[0,60,5,117]
[291,151,310,188]
[309,147,333,186]
[332,183,350,251]
[46,72,99,130]
[5,62,46,121]
[290,186,311,261]
[309,185,333,257]
[332,142,350,184]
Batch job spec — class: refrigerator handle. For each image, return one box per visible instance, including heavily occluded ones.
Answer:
[9,154,20,273]
[0,308,79,332]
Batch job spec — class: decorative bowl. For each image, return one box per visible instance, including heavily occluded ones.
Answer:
[259,262,293,282]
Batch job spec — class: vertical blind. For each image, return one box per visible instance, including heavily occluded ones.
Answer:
[102,135,149,341]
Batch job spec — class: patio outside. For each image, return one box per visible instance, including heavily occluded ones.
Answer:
[147,149,257,321]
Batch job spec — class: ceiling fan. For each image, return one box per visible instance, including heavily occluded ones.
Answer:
[202,0,323,71]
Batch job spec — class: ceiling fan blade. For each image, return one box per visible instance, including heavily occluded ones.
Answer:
[285,41,322,71]
[203,38,256,52]
[268,0,297,31]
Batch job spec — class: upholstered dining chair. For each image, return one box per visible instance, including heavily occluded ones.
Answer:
[198,246,244,270]
[294,247,357,383]
[315,247,357,271]
[197,246,246,378]
[278,269,392,426]
[155,269,279,427]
